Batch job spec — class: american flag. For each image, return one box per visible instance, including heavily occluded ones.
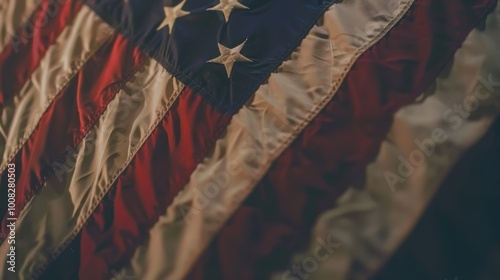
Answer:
[0,0,499,279]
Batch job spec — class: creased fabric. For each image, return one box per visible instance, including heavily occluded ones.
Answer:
[0,58,184,279]
[118,0,415,279]
[372,117,500,279]
[0,32,145,242]
[184,0,498,279]
[0,0,41,51]
[0,6,113,173]
[272,2,500,279]
[0,0,82,109]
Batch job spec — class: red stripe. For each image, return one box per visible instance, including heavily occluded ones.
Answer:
[185,0,498,279]
[0,34,145,242]
[0,0,82,108]
[39,87,231,279]
[35,0,497,277]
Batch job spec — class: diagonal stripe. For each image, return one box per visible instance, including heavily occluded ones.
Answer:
[371,119,500,280]
[0,32,146,242]
[0,6,114,241]
[0,6,114,173]
[109,0,418,279]
[6,1,396,276]
[0,0,82,109]
[0,58,185,279]
[75,88,230,280]
[40,88,224,280]
[161,0,497,279]
[10,1,496,278]
[188,0,500,279]
[0,0,42,51]
[191,0,500,278]
[61,0,420,278]
[13,0,494,278]
[270,2,500,279]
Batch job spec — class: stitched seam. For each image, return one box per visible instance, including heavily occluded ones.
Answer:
[17,41,147,228]
[29,81,186,279]
[176,0,499,278]
[171,0,421,278]
[0,26,114,174]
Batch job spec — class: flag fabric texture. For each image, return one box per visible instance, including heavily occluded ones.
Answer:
[0,0,499,279]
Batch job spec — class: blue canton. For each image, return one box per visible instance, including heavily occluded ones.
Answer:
[82,0,337,114]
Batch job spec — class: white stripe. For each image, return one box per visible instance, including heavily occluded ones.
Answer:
[0,6,114,173]
[0,58,184,279]
[272,3,500,279]
[0,0,42,51]
[122,0,415,279]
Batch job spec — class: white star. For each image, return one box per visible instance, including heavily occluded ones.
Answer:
[208,40,252,78]
[157,0,190,33]
[208,0,249,22]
